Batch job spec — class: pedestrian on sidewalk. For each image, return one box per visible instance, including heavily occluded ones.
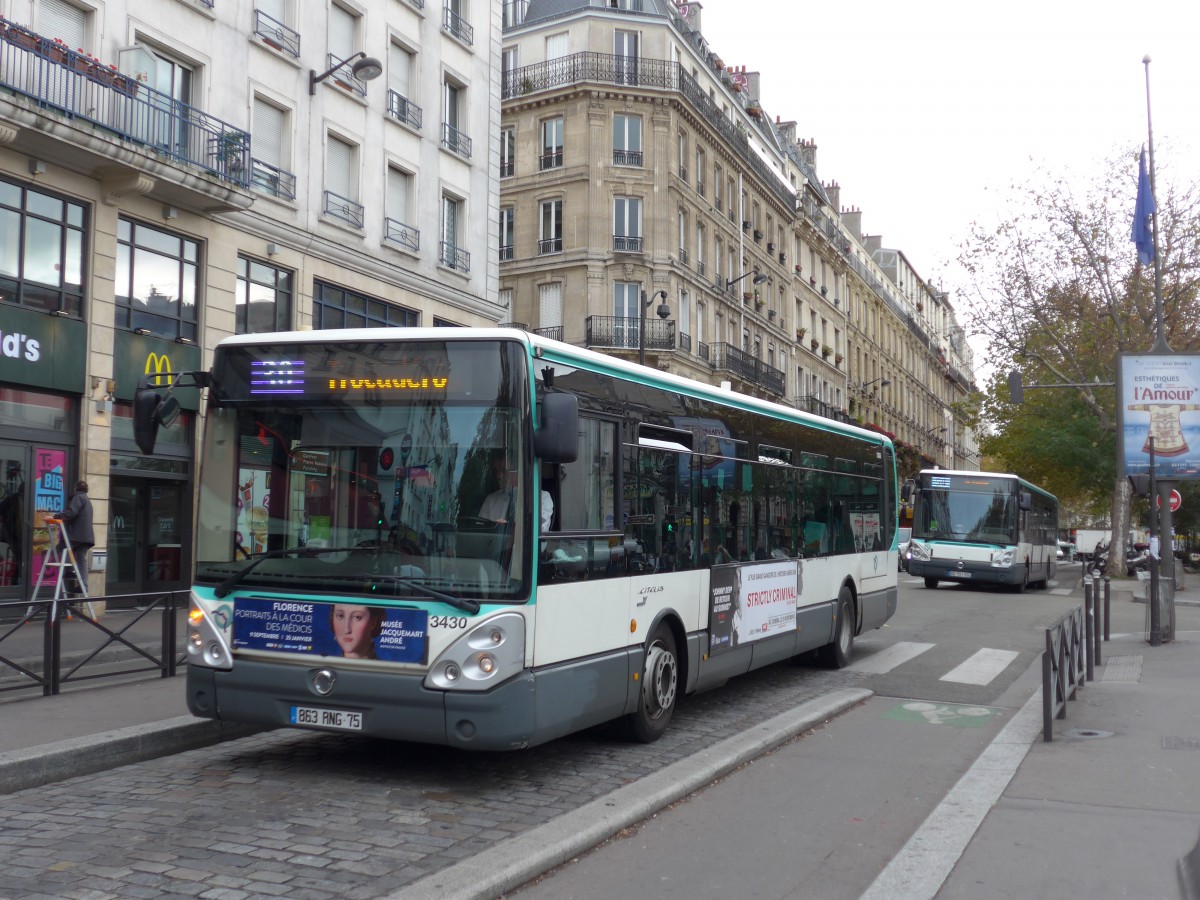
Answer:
[58,480,94,593]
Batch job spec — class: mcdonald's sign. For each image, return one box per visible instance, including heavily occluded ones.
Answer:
[145,351,174,388]
[115,332,201,409]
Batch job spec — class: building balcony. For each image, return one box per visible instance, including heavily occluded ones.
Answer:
[585,316,675,352]
[795,395,854,424]
[440,241,470,273]
[387,91,423,130]
[253,10,300,58]
[441,122,472,159]
[442,7,474,45]
[711,342,784,395]
[612,148,643,166]
[324,190,364,228]
[613,235,643,253]
[535,325,563,341]
[537,237,562,255]
[385,217,420,252]
[250,158,297,201]
[0,17,252,211]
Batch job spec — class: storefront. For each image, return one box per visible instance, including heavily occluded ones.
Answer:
[107,332,200,599]
[0,307,85,602]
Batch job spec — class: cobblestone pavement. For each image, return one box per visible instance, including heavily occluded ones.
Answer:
[0,660,863,899]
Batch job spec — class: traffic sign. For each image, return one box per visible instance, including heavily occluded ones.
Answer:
[1155,489,1182,512]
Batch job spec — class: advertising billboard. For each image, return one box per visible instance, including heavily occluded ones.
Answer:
[1117,354,1200,479]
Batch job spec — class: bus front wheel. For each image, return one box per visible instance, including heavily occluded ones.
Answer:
[924,577,939,589]
[622,624,678,743]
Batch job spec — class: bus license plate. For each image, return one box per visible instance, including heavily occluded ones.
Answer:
[290,705,363,731]
[947,571,972,578]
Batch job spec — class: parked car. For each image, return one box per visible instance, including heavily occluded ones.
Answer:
[897,527,912,572]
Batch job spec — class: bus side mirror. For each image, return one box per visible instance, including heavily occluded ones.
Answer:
[133,377,164,455]
[1018,491,1032,511]
[535,392,579,463]
[900,482,914,503]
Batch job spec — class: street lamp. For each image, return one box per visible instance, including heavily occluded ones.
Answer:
[726,271,769,291]
[310,51,384,95]
[860,376,891,392]
[639,289,670,367]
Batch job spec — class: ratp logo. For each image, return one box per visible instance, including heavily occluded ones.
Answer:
[145,351,173,388]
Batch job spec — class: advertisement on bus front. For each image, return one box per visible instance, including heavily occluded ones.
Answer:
[231,598,429,664]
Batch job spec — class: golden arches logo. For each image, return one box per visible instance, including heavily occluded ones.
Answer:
[145,352,173,388]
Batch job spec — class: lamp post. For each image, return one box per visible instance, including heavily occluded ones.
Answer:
[860,376,891,393]
[310,51,383,94]
[726,270,768,293]
[639,289,670,368]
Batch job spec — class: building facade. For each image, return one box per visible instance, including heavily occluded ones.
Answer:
[498,0,978,480]
[0,0,501,602]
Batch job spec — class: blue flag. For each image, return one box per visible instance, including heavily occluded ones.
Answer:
[1132,146,1156,264]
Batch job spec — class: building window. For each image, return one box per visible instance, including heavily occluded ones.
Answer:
[695,147,705,195]
[539,199,563,254]
[385,167,419,252]
[387,42,422,130]
[500,126,515,178]
[114,217,200,341]
[614,196,642,252]
[440,194,470,271]
[314,281,417,329]
[613,114,642,166]
[38,0,89,51]
[326,5,370,95]
[442,80,472,158]
[500,207,515,260]
[614,281,640,346]
[250,97,296,200]
[540,117,564,170]
[503,0,527,28]
[236,255,292,334]
[324,134,363,227]
[0,177,87,317]
[677,132,687,181]
[443,0,474,45]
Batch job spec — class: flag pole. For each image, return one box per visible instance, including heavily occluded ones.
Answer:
[1143,54,1169,353]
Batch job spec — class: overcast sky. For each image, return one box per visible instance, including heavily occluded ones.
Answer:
[697,0,1200,368]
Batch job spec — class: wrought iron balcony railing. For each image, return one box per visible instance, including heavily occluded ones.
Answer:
[710,342,785,395]
[324,190,364,228]
[442,123,472,158]
[384,217,420,252]
[250,158,297,200]
[253,10,300,58]
[322,52,369,96]
[442,7,474,45]
[613,235,642,253]
[613,148,643,166]
[0,19,250,188]
[538,237,562,255]
[387,90,423,129]
[534,325,563,341]
[585,316,675,352]
[440,241,470,273]
[499,243,514,261]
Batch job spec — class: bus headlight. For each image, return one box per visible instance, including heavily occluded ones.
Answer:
[187,596,234,671]
[425,612,525,691]
[909,541,931,562]
[991,548,1015,568]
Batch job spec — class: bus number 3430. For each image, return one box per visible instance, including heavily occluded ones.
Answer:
[430,616,470,629]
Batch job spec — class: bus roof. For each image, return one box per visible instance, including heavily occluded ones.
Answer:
[917,468,1057,500]
[214,327,892,448]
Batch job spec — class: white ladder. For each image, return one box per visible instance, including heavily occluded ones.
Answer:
[28,519,96,620]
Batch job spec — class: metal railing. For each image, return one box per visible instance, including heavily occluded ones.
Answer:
[613,148,643,166]
[385,217,420,252]
[710,342,785,395]
[1042,604,1087,742]
[613,235,643,253]
[539,149,563,170]
[440,241,470,272]
[499,243,514,261]
[253,9,300,58]
[324,190,364,228]
[250,158,297,200]
[442,6,474,44]
[534,325,563,341]
[585,315,675,351]
[0,591,185,697]
[322,51,368,96]
[0,19,250,188]
[442,122,472,158]
[538,237,562,255]
[387,90,423,129]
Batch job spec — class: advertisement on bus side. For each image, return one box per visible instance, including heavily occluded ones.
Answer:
[232,597,429,664]
[709,560,799,655]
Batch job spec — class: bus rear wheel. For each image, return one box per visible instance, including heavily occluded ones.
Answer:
[622,623,678,743]
[818,587,856,668]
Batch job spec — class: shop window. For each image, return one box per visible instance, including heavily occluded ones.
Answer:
[313,281,418,329]
[114,217,200,341]
[0,176,87,317]
[236,256,293,333]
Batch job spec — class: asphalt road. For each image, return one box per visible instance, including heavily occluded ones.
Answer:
[0,570,1085,898]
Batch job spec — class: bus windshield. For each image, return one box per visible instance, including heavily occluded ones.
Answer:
[913,478,1017,545]
[194,338,534,602]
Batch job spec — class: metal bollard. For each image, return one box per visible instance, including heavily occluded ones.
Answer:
[1103,576,1111,642]
[1084,586,1095,682]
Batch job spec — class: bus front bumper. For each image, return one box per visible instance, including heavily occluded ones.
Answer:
[907,558,1025,585]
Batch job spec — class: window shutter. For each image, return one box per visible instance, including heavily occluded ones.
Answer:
[39,0,86,51]
[257,0,286,22]
[329,6,354,60]
[326,136,354,198]
[539,283,563,329]
[389,43,410,96]
[387,168,409,220]
[545,32,568,61]
[252,100,284,168]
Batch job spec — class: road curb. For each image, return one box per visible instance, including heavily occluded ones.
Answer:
[387,687,873,900]
[0,716,265,796]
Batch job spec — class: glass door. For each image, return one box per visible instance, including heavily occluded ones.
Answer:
[0,444,28,597]
[107,476,188,597]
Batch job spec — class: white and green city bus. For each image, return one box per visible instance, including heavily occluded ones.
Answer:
[904,469,1058,592]
[135,329,899,749]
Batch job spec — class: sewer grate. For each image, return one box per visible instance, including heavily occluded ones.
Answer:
[1162,736,1200,751]
[1061,728,1113,740]
[1101,655,1143,684]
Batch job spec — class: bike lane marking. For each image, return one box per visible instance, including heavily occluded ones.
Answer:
[882,701,999,728]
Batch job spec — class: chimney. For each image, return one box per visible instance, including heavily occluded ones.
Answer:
[823,180,840,213]
[743,67,761,104]
[797,139,817,172]
[776,119,796,146]
[842,206,862,242]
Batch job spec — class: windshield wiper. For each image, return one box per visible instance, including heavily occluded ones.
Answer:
[213,546,358,598]
[369,574,481,614]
